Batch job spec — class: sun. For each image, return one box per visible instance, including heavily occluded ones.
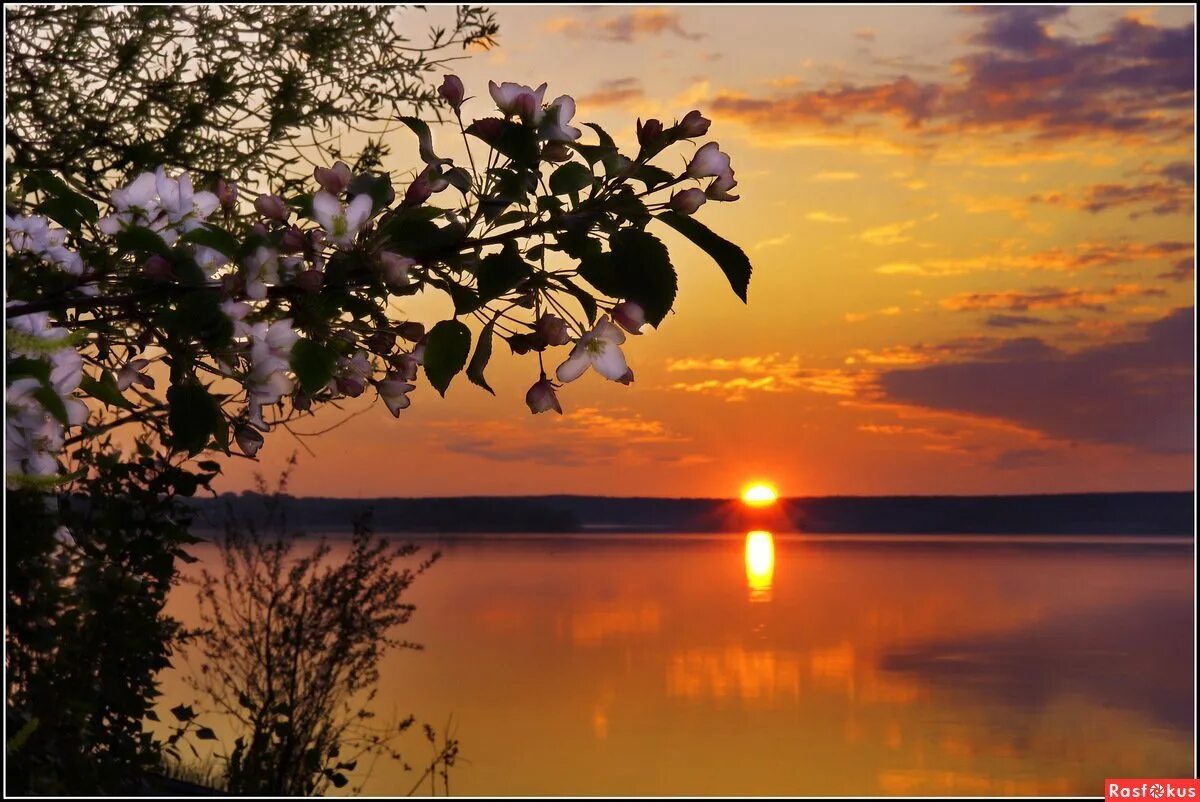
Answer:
[741,482,778,507]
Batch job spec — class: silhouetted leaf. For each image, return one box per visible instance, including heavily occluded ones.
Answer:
[166,384,221,456]
[466,318,496,395]
[290,338,337,395]
[423,320,471,397]
[656,210,751,303]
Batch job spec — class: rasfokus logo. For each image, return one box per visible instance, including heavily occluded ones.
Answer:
[1107,780,1200,800]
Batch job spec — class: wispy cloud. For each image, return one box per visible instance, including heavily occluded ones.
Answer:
[939,285,1165,314]
[806,210,850,224]
[543,9,704,43]
[579,78,645,109]
[874,240,1193,277]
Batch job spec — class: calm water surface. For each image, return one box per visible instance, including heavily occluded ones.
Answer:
[161,533,1194,795]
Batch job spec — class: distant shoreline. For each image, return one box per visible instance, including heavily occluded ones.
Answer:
[187,491,1196,536]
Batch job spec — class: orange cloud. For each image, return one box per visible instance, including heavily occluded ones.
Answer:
[543,9,703,43]
[939,285,1166,313]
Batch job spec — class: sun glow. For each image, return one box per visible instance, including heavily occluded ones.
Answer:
[742,482,778,507]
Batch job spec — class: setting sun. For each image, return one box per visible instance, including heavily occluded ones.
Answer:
[742,483,779,507]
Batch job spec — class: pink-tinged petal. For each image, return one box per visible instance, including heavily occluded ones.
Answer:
[591,341,629,381]
[593,317,627,346]
[311,191,341,231]
[555,352,591,383]
[346,193,374,230]
[191,191,219,218]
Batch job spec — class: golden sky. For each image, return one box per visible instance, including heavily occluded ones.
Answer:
[216,5,1195,499]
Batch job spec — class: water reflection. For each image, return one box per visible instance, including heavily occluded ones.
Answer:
[159,534,1194,795]
[744,530,775,601]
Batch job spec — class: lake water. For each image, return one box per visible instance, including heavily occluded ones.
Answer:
[160,532,1195,795]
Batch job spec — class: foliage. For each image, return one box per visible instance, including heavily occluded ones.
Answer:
[4,5,499,199]
[186,468,448,795]
[4,436,215,795]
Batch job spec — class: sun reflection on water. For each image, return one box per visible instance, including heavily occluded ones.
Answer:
[745,530,775,602]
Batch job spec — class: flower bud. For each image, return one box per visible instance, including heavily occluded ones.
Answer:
[616,368,635,385]
[380,252,415,288]
[279,226,306,253]
[292,393,312,412]
[611,301,646,335]
[235,425,264,457]
[367,331,397,354]
[295,269,324,294]
[216,178,238,209]
[686,142,732,179]
[535,313,571,347]
[404,176,433,207]
[254,193,289,222]
[669,188,708,215]
[526,378,562,415]
[677,110,711,138]
[507,333,538,355]
[336,376,366,397]
[314,161,352,194]
[142,254,174,281]
[439,74,465,110]
[637,118,664,148]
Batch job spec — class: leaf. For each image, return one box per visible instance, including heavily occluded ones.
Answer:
[290,339,337,395]
[465,118,539,166]
[80,372,134,410]
[609,229,677,327]
[656,211,752,303]
[476,243,532,301]
[399,116,450,166]
[166,292,233,347]
[347,172,393,214]
[166,383,222,456]
[630,164,675,191]
[31,385,69,425]
[169,703,196,722]
[423,320,471,397]
[6,356,51,384]
[114,227,170,257]
[548,162,592,195]
[576,251,622,297]
[466,319,497,395]
[181,224,240,260]
[551,276,598,324]
[196,727,218,740]
[329,772,349,789]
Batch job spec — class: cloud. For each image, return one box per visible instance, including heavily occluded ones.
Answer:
[1159,257,1195,283]
[811,170,860,182]
[860,219,919,246]
[984,314,1056,329]
[1032,164,1195,218]
[874,239,1192,276]
[428,407,699,466]
[664,354,870,400]
[877,307,1194,453]
[754,233,792,250]
[806,211,850,224]
[578,78,645,109]
[543,10,703,43]
[709,11,1193,148]
[939,284,1165,313]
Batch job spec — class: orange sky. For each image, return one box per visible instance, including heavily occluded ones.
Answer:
[215,5,1195,498]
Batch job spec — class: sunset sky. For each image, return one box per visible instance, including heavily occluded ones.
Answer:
[217,4,1194,499]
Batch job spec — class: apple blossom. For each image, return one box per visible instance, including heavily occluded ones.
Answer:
[540,95,582,143]
[525,378,562,415]
[535,313,571,347]
[489,81,547,121]
[706,170,739,202]
[216,178,238,209]
[379,252,415,288]
[377,374,416,417]
[314,161,353,195]
[235,425,265,457]
[439,74,465,110]
[254,193,289,222]
[555,318,630,383]
[677,109,711,138]
[312,191,372,246]
[611,301,646,335]
[116,358,155,391]
[686,142,732,179]
[154,166,219,232]
[243,245,280,300]
[669,188,707,215]
[637,118,665,148]
[396,353,421,382]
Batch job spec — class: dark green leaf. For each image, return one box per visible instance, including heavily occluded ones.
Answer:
[423,320,471,397]
[610,229,677,327]
[181,224,240,260]
[399,116,449,166]
[466,319,497,395]
[290,339,337,395]
[347,172,393,214]
[657,211,752,303]
[6,356,51,384]
[196,727,217,740]
[31,385,69,425]
[630,164,675,190]
[552,276,598,324]
[476,244,532,301]
[80,372,134,410]
[549,162,592,195]
[170,704,196,722]
[465,118,539,166]
[166,383,222,456]
[114,227,170,257]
